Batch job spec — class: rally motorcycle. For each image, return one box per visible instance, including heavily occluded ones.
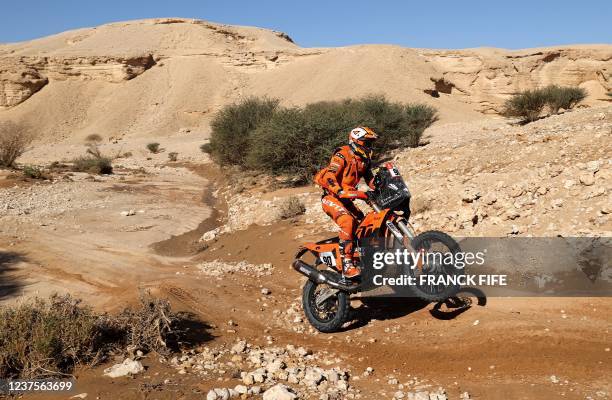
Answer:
[292,163,462,332]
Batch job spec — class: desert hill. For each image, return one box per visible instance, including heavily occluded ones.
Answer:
[0,18,610,141]
[1,17,611,400]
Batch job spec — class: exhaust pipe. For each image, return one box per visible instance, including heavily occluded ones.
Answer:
[292,260,359,292]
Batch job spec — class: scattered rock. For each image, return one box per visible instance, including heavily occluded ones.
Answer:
[197,260,273,277]
[234,385,248,394]
[200,228,219,242]
[103,358,144,378]
[586,160,601,173]
[509,185,524,198]
[482,192,497,205]
[120,209,136,217]
[461,188,481,203]
[263,384,297,400]
[231,340,247,354]
[579,174,595,186]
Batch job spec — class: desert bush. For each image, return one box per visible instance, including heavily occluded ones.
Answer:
[502,89,548,122]
[22,165,45,179]
[278,196,306,219]
[106,294,178,352]
[0,293,186,379]
[0,121,33,168]
[168,152,178,162]
[208,97,280,166]
[243,95,437,181]
[146,142,161,154]
[71,156,113,174]
[503,85,587,123]
[200,143,212,154]
[85,142,103,159]
[542,85,587,113]
[85,134,102,143]
[0,294,99,378]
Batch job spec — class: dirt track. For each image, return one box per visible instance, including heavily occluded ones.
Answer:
[1,156,610,400]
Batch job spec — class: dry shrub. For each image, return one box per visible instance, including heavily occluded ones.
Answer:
[69,136,114,174]
[0,294,99,378]
[0,293,186,379]
[542,85,587,114]
[503,85,587,123]
[168,152,178,162]
[85,134,102,143]
[502,89,548,123]
[279,196,306,219]
[0,121,33,168]
[22,165,46,179]
[71,156,113,174]
[146,142,161,154]
[105,293,178,354]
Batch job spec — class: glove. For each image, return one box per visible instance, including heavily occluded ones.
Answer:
[338,190,368,200]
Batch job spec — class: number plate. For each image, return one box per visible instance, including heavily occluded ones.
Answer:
[319,251,336,267]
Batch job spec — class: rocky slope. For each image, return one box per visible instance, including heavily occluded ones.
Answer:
[0,18,610,141]
[222,106,611,238]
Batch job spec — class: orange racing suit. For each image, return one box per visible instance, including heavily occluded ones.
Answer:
[314,145,375,266]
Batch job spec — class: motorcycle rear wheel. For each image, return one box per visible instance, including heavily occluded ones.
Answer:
[302,270,350,333]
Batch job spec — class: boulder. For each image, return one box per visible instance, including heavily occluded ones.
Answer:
[103,358,144,378]
[262,384,297,400]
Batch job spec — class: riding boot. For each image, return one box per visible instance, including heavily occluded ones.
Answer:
[339,239,361,279]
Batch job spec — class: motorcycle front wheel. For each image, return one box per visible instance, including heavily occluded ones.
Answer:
[302,270,350,333]
[406,230,463,302]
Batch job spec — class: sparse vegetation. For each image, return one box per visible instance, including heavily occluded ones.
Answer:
[0,293,187,379]
[22,165,45,179]
[542,85,587,114]
[503,85,587,123]
[69,137,114,174]
[278,196,306,219]
[168,152,178,162]
[208,97,279,166]
[209,95,437,181]
[502,89,548,123]
[85,134,103,143]
[0,121,33,168]
[71,156,113,174]
[200,143,212,154]
[0,294,99,379]
[147,142,161,154]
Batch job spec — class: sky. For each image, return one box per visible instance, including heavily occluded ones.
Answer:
[0,0,610,49]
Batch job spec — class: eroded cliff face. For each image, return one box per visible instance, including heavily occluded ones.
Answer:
[0,55,155,107]
[0,67,48,108]
[0,18,609,138]
[419,47,611,113]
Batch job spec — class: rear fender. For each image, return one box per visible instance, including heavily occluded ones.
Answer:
[296,240,341,271]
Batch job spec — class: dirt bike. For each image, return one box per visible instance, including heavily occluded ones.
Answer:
[292,162,462,332]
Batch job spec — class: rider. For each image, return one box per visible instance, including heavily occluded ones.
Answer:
[314,126,378,279]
